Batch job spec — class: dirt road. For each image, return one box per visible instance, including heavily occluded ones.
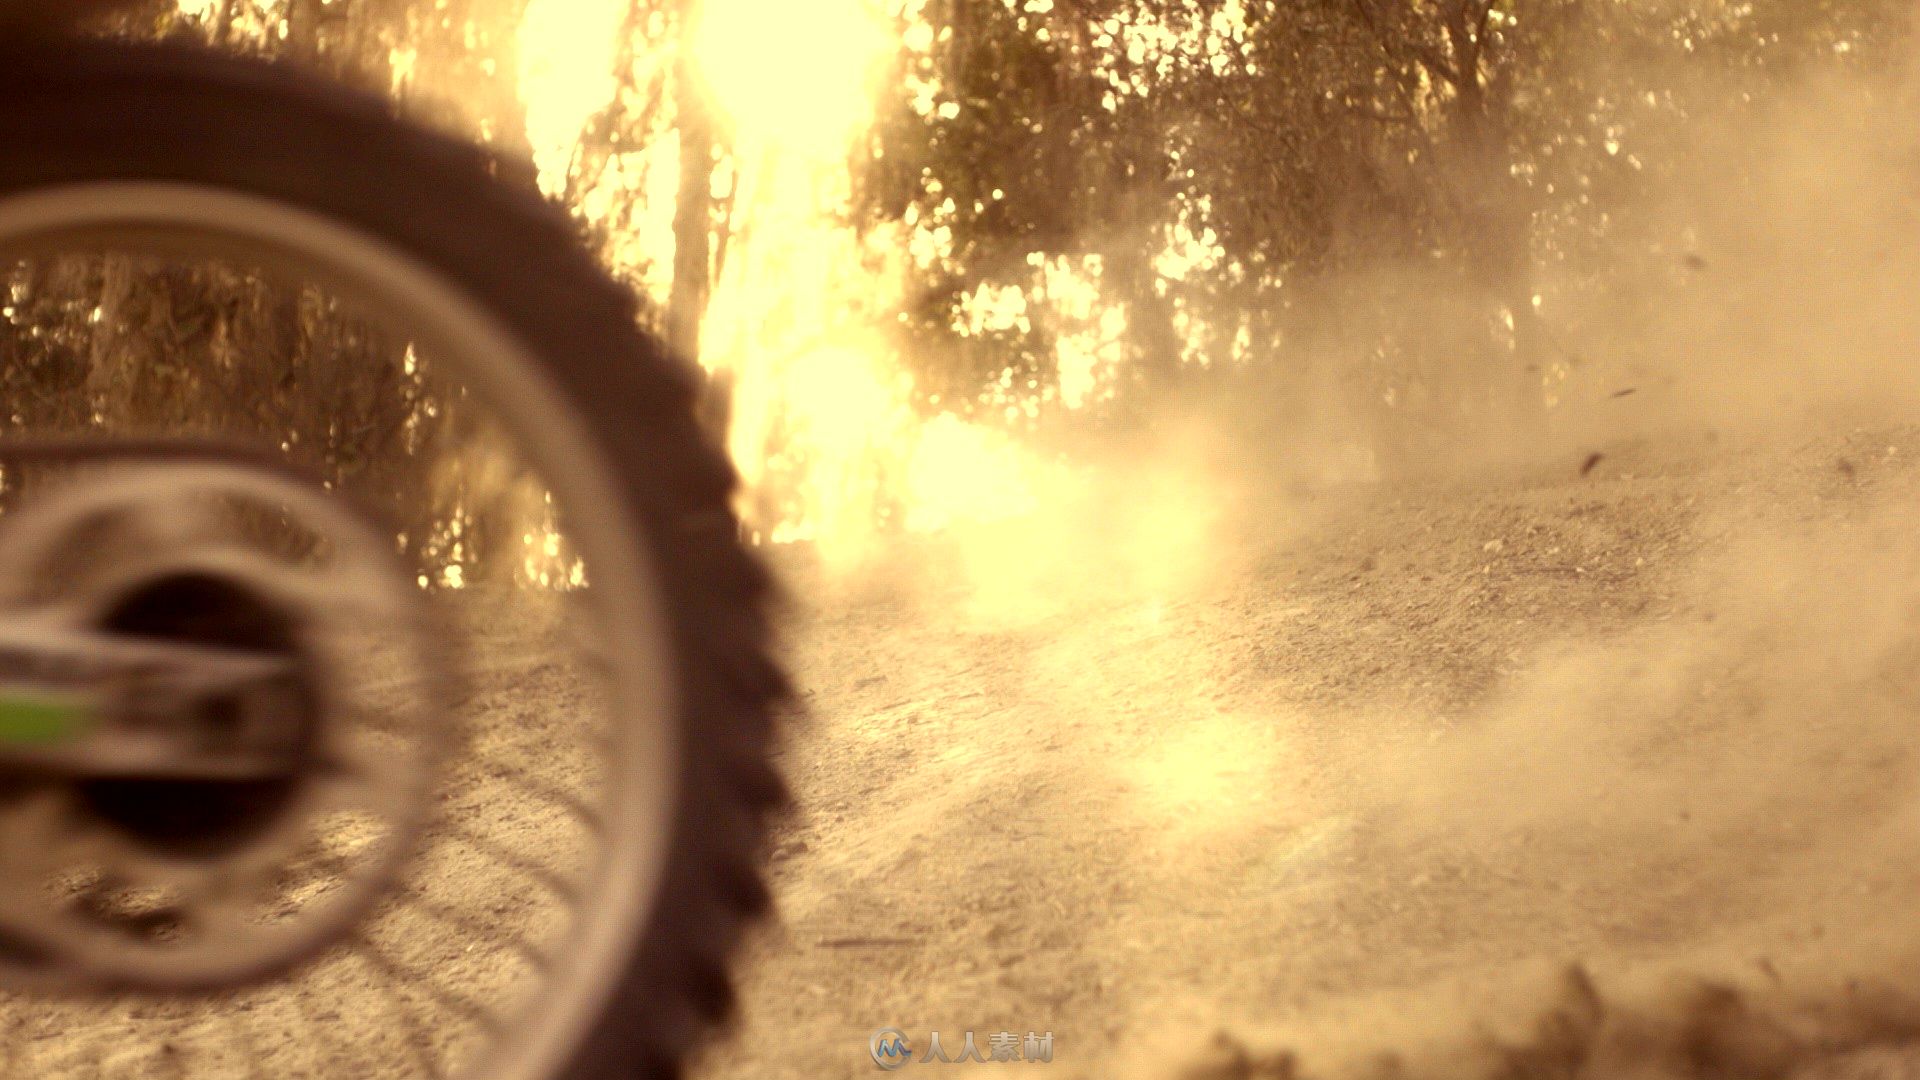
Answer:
[6,422,1920,1080]
[694,425,1920,1080]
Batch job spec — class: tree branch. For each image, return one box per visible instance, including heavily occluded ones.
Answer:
[1352,0,1461,87]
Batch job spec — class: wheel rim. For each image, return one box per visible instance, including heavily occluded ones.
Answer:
[0,182,680,1080]
[0,460,459,989]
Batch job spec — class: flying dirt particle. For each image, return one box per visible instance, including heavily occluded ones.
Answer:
[1682,252,1710,270]
[1671,980,1806,1078]
[1612,387,1640,398]
[1360,555,1378,573]
[1164,1030,1295,1080]
[1581,453,1605,478]
[1838,458,1857,478]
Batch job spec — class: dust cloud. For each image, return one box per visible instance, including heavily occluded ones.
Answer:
[711,43,1920,1080]
[1096,67,1920,1080]
[907,64,1920,1080]
[1544,71,1920,445]
[1081,475,1920,1080]
[793,400,1271,632]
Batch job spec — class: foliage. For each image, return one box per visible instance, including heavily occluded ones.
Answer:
[852,0,1913,456]
[1,0,1913,561]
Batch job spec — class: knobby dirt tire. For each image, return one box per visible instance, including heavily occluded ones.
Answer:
[0,33,790,1080]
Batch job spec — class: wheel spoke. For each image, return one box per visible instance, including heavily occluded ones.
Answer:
[350,934,449,1080]
[390,882,551,976]
[353,933,504,1040]
[474,764,602,833]
[429,823,580,903]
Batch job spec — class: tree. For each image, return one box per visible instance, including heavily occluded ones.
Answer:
[854,0,1914,474]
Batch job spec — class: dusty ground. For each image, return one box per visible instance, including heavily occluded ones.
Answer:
[693,421,1920,1080]
[6,420,1920,1080]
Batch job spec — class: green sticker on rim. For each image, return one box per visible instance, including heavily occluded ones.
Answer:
[0,692,93,745]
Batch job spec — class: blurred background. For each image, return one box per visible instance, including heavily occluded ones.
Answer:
[19,0,1915,584]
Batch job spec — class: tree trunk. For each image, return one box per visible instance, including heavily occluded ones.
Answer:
[284,0,324,58]
[1106,182,1186,427]
[668,32,729,446]
[1446,86,1546,445]
[668,58,713,364]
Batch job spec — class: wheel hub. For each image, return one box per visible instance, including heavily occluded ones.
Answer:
[0,451,456,991]
[75,567,321,860]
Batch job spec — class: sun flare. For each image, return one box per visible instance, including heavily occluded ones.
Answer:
[506,0,1075,563]
[518,0,628,194]
[690,0,890,156]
